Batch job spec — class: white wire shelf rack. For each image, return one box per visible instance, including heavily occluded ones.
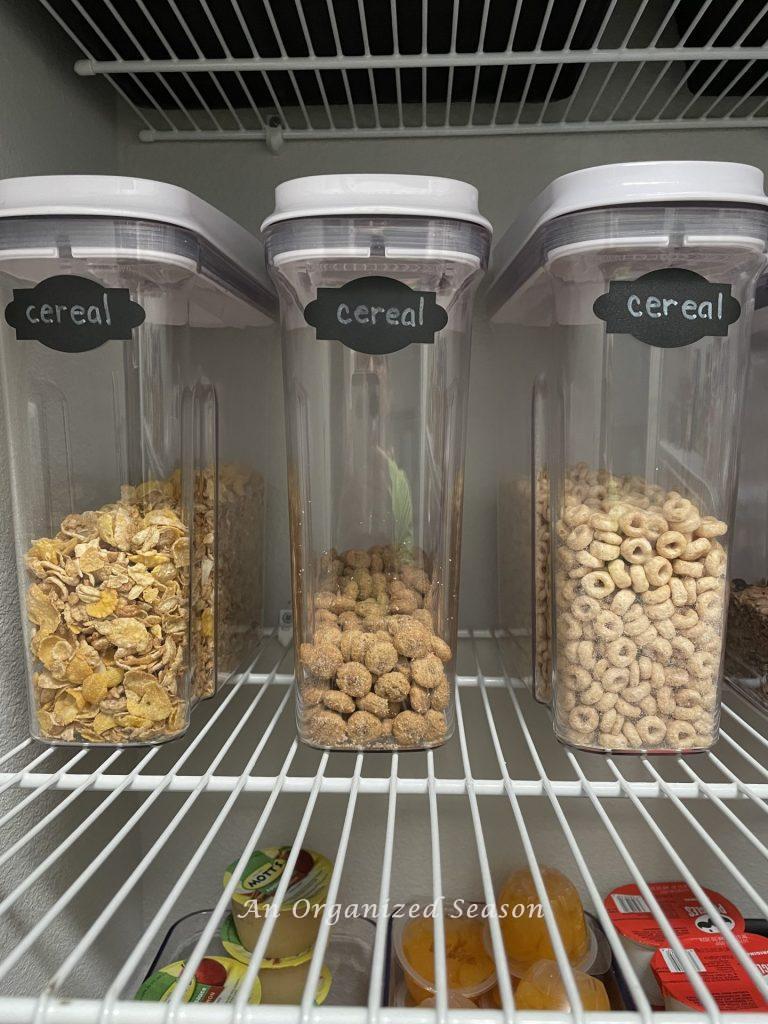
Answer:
[1,631,768,1023]
[37,0,768,144]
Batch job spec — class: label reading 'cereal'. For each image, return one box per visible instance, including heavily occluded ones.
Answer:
[605,882,745,950]
[593,268,741,348]
[303,276,448,355]
[5,275,146,353]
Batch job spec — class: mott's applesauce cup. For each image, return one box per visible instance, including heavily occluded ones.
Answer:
[225,846,332,960]
[220,915,332,1005]
[652,933,768,1012]
[605,881,745,1005]
[220,911,331,1003]
[135,956,261,1004]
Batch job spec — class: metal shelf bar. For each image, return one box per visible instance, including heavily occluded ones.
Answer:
[44,661,289,1004]
[0,635,765,1022]
[454,681,516,1017]
[299,753,363,1020]
[565,756,723,1020]
[98,683,295,1017]
[36,0,160,132]
[291,0,336,131]
[259,0,313,130]
[73,46,768,76]
[228,0,292,130]
[104,0,206,132]
[607,759,768,1000]
[135,115,768,143]
[323,0,358,130]
[163,0,230,131]
[0,660,262,987]
[472,635,586,1018]
[491,635,653,1021]
[535,0,590,126]
[668,0,768,122]
[366,756,398,1024]
[3,639,768,800]
[557,0,620,127]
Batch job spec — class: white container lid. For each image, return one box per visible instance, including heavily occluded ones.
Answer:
[261,174,491,232]
[0,174,272,296]
[490,161,768,280]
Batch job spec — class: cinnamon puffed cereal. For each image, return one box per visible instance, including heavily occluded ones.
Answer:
[553,467,725,752]
[298,546,453,748]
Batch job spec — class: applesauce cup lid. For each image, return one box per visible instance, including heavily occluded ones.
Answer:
[392,900,498,1000]
[225,846,333,913]
[135,956,261,1004]
[605,882,745,951]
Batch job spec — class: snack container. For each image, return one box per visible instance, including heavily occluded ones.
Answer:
[605,881,745,1006]
[651,933,768,1012]
[487,161,768,752]
[392,899,497,1004]
[495,865,595,978]
[263,174,491,750]
[726,294,768,711]
[224,846,332,959]
[0,176,274,745]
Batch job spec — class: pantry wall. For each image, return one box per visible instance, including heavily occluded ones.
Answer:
[2,1,768,1015]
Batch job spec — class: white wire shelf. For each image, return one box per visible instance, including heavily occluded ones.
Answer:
[3,631,768,801]
[37,0,768,143]
[1,631,768,1023]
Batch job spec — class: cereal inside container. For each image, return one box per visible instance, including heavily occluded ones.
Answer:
[0,176,275,745]
[263,175,491,750]
[487,162,768,752]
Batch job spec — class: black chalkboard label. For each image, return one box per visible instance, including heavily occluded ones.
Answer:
[4,275,146,353]
[593,268,741,348]
[303,276,448,355]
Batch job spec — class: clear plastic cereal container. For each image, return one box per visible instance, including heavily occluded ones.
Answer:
[487,162,768,753]
[263,175,491,750]
[0,176,275,745]
[725,290,768,713]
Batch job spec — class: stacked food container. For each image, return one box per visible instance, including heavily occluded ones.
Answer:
[0,176,274,745]
[487,161,768,753]
[726,282,768,711]
[263,174,491,751]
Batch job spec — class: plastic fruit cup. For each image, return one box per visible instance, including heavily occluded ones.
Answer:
[393,903,497,1004]
[495,866,595,976]
[515,959,610,1011]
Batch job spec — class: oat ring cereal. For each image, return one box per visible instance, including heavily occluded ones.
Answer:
[572,595,600,621]
[582,572,615,599]
[621,537,653,565]
[569,705,599,733]
[553,468,725,752]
